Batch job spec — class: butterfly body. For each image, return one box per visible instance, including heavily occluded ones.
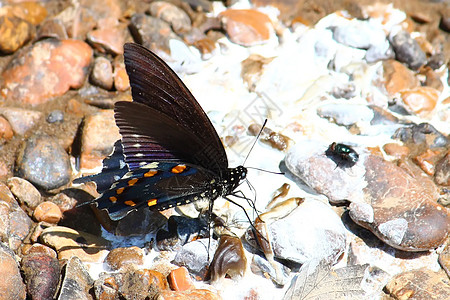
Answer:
[75,43,247,220]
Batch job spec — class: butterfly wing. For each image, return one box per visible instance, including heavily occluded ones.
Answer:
[96,162,216,220]
[120,43,228,175]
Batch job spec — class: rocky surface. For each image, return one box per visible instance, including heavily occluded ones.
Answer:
[0,0,448,299]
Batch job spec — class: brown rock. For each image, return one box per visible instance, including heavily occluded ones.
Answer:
[22,243,57,259]
[149,1,192,34]
[435,151,450,186]
[7,177,42,211]
[241,54,274,91]
[219,9,273,46]
[104,246,144,271]
[87,22,128,55]
[0,116,13,141]
[383,143,410,159]
[58,256,94,300]
[400,87,439,116]
[193,38,217,59]
[385,268,450,299]
[439,242,450,278]
[9,208,33,251]
[414,149,441,176]
[36,19,68,40]
[113,58,130,91]
[0,107,42,135]
[21,253,60,300]
[10,2,47,25]
[40,226,111,262]
[33,201,63,224]
[350,155,450,251]
[80,110,121,169]
[383,60,419,95]
[168,267,195,291]
[90,56,114,90]
[158,289,222,300]
[423,67,444,92]
[0,245,26,300]
[0,15,34,54]
[1,39,93,105]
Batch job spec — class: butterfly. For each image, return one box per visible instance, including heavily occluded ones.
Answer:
[75,43,247,221]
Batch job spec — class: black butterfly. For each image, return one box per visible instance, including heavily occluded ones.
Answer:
[75,43,247,221]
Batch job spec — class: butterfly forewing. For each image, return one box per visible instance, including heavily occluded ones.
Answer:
[122,43,227,175]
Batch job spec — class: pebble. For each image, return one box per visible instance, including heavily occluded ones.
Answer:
[209,235,247,281]
[219,9,273,46]
[129,13,180,55]
[385,268,450,299]
[22,243,57,259]
[423,67,444,92]
[393,123,448,149]
[9,206,33,251]
[90,56,114,90]
[33,201,62,224]
[440,14,450,32]
[16,135,72,191]
[21,253,60,300]
[87,23,128,55]
[173,238,217,280]
[57,256,94,300]
[0,244,26,300]
[332,19,385,50]
[80,110,121,169]
[365,39,395,63]
[0,116,13,141]
[400,86,439,116]
[113,58,130,91]
[104,246,144,271]
[0,15,34,54]
[7,177,42,212]
[317,103,374,126]
[40,226,111,262]
[9,2,48,25]
[58,203,102,236]
[389,30,427,70]
[383,143,410,158]
[1,39,93,105]
[168,266,195,291]
[383,60,419,95]
[435,151,450,186]
[439,243,450,277]
[36,19,68,40]
[46,110,64,123]
[248,198,347,265]
[414,149,440,176]
[0,107,42,135]
[158,289,221,300]
[114,208,167,236]
[149,1,192,34]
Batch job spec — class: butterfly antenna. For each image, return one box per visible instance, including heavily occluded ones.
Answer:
[247,167,284,175]
[243,119,268,166]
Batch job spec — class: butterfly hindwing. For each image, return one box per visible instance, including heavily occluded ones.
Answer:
[96,162,216,220]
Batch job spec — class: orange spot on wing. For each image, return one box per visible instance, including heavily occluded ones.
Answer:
[109,196,117,203]
[128,178,138,186]
[144,170,158,177]
[147,198,157,206]
[124,200,136,206]
[171,164,186,174]
[116,187,125,194]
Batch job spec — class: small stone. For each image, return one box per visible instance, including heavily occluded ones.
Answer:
[104,246,144,271]
[46,110,64,123]
[414,149,441,176]
[168,267,195,291]
[1,39,93,105]
[59,203,102,236]
[365,40,395,63]
[333,20,385,50]
[40,226,111,262]
[423,67,444,92]
[113,58,130,91]
[317,103,374,126]
[149,1,192,34]
[0,244,26,300]
[57,256,94,300]
[383,143,410,159]
[210,235,247,281]
[435,151,450,186]
[87,22,127,55]
[193,38,217,59]
[129,13,180,55]
[33,201,63,223]
[385,268,450,299]
[400,87,439,116]
[16,134,72,190]
[389,30,427,70]
[158,289,221,300]
[219,9,273,46]
[7,177,42,211]
[0,116,13,141]
[426,53,445,70]
[393,123,448,149]
[440,14,450,32]
[10,2,47,25]
[90,56,114,90]
[0,15,34,54]
[383,60,419,95]
[21,253,60,300]
[36,19,68,40]
[9,207,33,251]
[0,107,42,135]
[22,243,57,259]
[114,208,167,236]
[80,110,121,169]
[439,243,450,277]
[173,238,217,280]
